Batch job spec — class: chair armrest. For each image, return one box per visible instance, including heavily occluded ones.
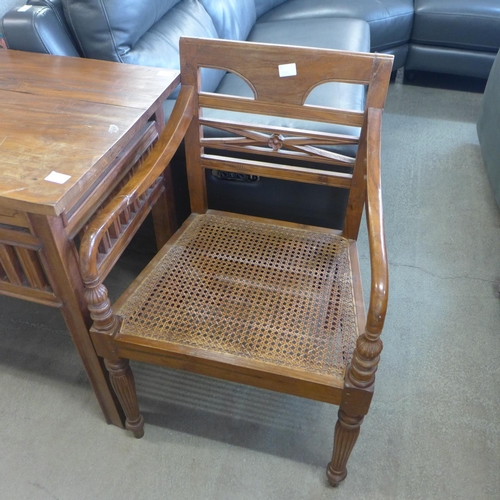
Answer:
[365,107,389,335]
[1,4,79,56]
[79,85,195,286]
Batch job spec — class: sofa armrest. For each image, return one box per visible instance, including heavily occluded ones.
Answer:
[477,51,500,209]
[2,4,79,56]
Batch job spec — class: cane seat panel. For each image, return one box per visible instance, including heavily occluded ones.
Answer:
[116,213,358,379]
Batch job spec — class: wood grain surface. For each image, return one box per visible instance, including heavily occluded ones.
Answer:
[0,50,179,216]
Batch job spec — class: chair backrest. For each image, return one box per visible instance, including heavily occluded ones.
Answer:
[179,37,393,239]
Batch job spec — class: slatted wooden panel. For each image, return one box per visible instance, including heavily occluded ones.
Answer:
[0,233,60,306]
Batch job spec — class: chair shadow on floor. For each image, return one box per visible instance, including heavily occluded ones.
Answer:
[132,361,334,468]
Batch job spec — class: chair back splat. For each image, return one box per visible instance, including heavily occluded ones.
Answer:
[79,37,393,487]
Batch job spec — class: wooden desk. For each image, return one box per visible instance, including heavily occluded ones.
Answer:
[0,50,180,427]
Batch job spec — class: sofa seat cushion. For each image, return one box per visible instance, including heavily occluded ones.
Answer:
[412,0,500,53]
[255,0,288,18]
[256,0,414,52]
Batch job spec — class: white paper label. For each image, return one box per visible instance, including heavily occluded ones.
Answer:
[44,171,71,184]
[18,5,32,12]
[278,63,297,78]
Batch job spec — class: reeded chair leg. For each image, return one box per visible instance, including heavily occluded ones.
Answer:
[326,409,364,486]
[104,358,145,438]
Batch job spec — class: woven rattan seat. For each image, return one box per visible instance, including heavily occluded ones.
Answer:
[79,38,393,487]
[117,213,358,379]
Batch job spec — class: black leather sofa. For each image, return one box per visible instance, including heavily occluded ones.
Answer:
[478,49,500,210]
[4,0,500,79]
[2,0,500,225]
[406,0,500,79]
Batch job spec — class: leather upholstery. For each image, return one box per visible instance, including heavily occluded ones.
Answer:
[1,3,79,55]
[3,0,500,79]
[383,44,408,73]
[28,0,81,53]
[257,0,414,52]
[63,0,225,96]
[406,44,497,79]
[62,0,182,61]
[412,0,500,52]
[255,0,287,18]
[200,0,256,40]
[477,50,500,208]
[29,0,67,32]
[407,0,500,77]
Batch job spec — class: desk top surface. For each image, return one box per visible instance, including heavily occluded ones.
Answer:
[0,50,180,216]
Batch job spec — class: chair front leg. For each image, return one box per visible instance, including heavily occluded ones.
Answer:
[327,409,364,486]
[327,328,381,486]
[104,358,145,438]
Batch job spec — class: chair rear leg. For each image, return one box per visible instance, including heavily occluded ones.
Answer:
[326,410,364,486]
[104,358,145,438]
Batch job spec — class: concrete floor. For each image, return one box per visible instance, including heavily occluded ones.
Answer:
[1,77,499,499]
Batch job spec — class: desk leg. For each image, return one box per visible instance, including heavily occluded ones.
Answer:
[29,213,125,428]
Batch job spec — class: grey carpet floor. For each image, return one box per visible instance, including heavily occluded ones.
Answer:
[0,79,499,499]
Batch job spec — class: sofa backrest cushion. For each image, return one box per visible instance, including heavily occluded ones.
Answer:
[29,0,67,27]
[63,0,181,59]
[255,0,288,18]
[200,0,256,40]
[28,0,82,53]
[62,0,224,95]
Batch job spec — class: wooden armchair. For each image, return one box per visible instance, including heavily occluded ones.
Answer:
[79,37,393,486]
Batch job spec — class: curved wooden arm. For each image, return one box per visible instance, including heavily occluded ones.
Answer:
[79,85,195,285]
[365,107,389,335]
[344,107,388,392]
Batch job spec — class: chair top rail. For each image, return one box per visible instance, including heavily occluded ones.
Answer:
[181,37,394,111]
